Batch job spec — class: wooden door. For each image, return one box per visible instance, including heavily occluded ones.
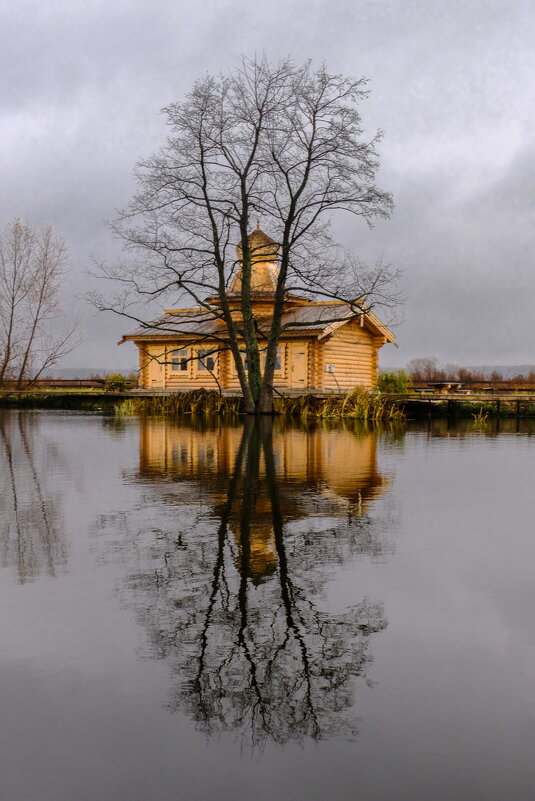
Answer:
[288,342,308,389]
[150,353,165,387]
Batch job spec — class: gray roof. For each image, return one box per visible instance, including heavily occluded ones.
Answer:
[121,302,395,343]
[280,303,355,330]
[122,310,222,340]
[278,303,395,341]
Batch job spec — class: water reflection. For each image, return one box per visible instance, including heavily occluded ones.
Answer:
[0,411,67,583]
[97,417,393,747]
[417,416,535,438]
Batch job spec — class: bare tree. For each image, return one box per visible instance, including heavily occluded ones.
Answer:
[406,357,442,383]
[0,219,79,387]
[98,57,398,412]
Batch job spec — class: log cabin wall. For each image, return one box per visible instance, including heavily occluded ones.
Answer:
[138,340,294,390]
[221,341,291,391]
[307,339,316,389]
[320,322,379,391]
[137,342,220,389]
[137,344,150,388]
[134,324,386,391]
[309,339,323,390]
[165,344,220,389]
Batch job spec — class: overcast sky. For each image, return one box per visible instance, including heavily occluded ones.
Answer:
[2,0,534,370]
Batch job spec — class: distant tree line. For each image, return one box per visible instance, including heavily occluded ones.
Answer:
[406,357,535,386]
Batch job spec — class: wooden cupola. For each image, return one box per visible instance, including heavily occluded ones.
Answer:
[229,224,280,296]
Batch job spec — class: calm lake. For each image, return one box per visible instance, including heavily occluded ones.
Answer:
[1,409,534,801]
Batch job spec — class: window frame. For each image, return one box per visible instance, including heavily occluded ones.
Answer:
[170,348,189,373]
[197,349,217,374]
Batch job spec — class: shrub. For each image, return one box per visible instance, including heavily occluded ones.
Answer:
[125,371,139,388]
[104,373,128,392]
[377,370,411,394]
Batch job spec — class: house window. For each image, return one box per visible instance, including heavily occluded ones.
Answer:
[233,346,284,374]
[274,346,283,372]
[261,346,283,372]
[171,349,188,371]
[198,350,216,372]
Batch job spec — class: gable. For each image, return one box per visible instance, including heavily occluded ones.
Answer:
[279,303,396,344]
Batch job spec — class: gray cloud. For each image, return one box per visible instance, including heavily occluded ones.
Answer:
[2,0,534,369]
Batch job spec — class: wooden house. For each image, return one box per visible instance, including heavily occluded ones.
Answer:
[121,227,396,392]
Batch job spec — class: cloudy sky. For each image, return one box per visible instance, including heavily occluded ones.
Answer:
[2,0,534,370]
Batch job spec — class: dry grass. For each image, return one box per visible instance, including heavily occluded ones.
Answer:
[114,388,403,421]
[273,387,404,421]
[114,390,242,417]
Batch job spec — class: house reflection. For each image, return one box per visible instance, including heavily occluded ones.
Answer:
[137,418,390,584]
[139,418,387,499]
[99,417,394,747]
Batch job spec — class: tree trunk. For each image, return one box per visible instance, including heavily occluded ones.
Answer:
[258,380,274,414]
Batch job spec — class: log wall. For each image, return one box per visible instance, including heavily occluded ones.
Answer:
[319,323,381,391]
[136,324,386,392]
[137,342,220,390]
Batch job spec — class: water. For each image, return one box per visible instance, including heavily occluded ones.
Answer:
[1,409,534,800]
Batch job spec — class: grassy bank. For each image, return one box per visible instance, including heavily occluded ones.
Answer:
[402,398,535,418]
[0,390,116,410]
[0,387,404,419]
[6,388,535,420]
[113,388,404,421]
[114,391,242,417]
[458,400,535,417]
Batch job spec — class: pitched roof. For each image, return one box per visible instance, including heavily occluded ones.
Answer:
[238,226,278,251]
[122,226,397,343]
[279,303,396,342]
[120,302,396,344]
[120,310,222,341]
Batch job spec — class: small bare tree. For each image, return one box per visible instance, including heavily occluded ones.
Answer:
[97,57,399,413]
[0,219,79,387]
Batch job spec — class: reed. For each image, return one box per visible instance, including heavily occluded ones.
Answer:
[472,407,489,426]
[273,388,404,421]
[115,388,403,421]
[114,390,242,417]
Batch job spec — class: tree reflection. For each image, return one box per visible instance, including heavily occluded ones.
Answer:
[97,418,392,747]
[0,411,67,583]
